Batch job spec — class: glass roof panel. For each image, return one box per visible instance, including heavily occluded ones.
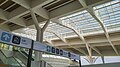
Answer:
[12,0,120,40]
[94,0,120,30]
[60,10,102,33]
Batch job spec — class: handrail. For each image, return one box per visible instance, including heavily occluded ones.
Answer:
[0,50,7,58]
[0,49,22,67]
[17,50,34,61]
[12,57,23,67]
[19,51,34,61]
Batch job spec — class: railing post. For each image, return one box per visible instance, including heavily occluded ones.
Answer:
[79,56,82,67]
[27,40,34,67]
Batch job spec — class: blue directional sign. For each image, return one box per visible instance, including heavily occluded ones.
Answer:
[1,32,12,43]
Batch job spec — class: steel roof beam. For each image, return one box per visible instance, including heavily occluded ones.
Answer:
[52,20,102,56]
[67,19,102,56]
[78,0,119,55]
[46,30,87,55]
[12,0,30,9]
[12,0,50,19]
[0,9,9,20]
[44,38,53,45]
[0,8,27,27]
[46,30,67,43]
[0,0,8,6]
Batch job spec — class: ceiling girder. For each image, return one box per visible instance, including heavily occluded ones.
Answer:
[78,0,119,55]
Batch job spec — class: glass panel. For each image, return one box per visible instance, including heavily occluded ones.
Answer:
[60,10,102,34]
[94,0,120,30]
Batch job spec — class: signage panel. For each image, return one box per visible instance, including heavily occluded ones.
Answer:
[33,41,46,52]
[63,50,69,57]
[70,53,80,60]
[0,29,32,48]
[0,29,80,60]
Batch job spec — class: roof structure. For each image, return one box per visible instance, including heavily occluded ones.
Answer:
[0,0,120,58]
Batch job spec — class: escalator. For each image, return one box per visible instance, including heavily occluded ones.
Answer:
[0,59,3,63]
[13,50,34,66]
[0,50,23,67]
[0,47,52,67]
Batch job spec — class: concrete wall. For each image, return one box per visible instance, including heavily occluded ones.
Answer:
[69,62,120,67]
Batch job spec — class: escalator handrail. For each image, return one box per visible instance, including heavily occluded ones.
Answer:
[12,57,23,67]
[0,49,23,67]
[0,50,7,58]
[19,50,34,61]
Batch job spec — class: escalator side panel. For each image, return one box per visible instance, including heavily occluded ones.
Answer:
[14,51,28,65]
[1,49,13,57]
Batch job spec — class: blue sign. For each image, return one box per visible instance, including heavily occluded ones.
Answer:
[1,32,12,42]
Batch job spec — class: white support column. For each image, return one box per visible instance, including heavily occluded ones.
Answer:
[30,9,50,62]
[30,9,42,61]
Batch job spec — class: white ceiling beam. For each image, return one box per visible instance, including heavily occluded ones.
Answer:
[52,19,103,56]
[34,8,50,19]
[50,0,82,19]
[73,28,103,56]
[88,7,119,56]
[46,30,87,55]
[12,0,31,9]
[73,29,92,57]
[44,38,53,45]
[10,18,27,27]
[4,3,17,11]
[46,30,67,43]
[78,0,119,55]
[0,24,11,31]
[55,40,120,48]
[12,0,50,19]
[8,0,111,31]
[30,10,41,30]
[50,0,110,19]
[9,7,29,20]
[31,0,55,9]
[43,0,60,8]
[70,46,88,55]
[0,0,8,6]
[68,19,103,56]
[0,8,9,20]
[78,0,87,7]
[0,7,27,27]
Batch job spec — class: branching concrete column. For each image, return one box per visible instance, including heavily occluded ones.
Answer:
[35,29,43,61]
[30,9,50,61]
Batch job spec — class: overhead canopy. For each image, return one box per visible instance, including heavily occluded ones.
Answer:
[0,0,120,56]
